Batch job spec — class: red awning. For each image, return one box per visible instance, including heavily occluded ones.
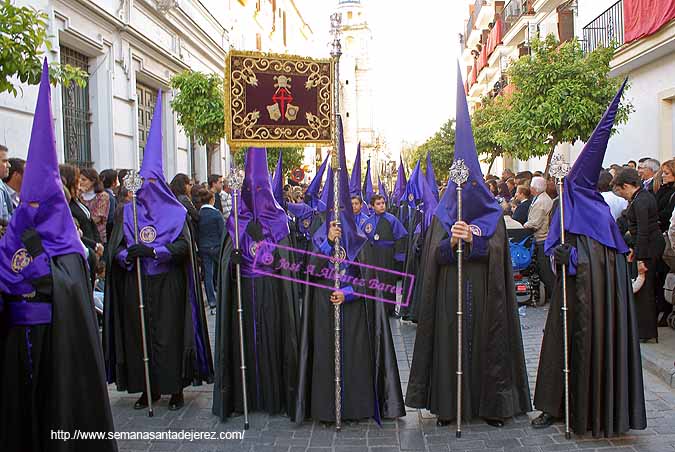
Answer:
[624,0,675,43]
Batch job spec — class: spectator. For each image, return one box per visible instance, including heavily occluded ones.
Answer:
[170,173,199,238]
[100,169,118,241]
[613,168,664,342]
[545,175,558,200]
[512,185,532,226]
[196,187,225,313]
[487,179,499,197]
[208,174,224,213]
[116,168,129,196]
[0,144,13,225]
[515,170,532,188]
[3,157,24,208]
[497,181,512,202]
[627,160,637,169]
[501,200,523,229]
[655,160,675,232]
[598,170,628,220]
[501,168,515,182]
[524,176,554,303]
[79,167,111,244]
[59,163,103,258]
[638,158,660,193]
[506,177,516,198]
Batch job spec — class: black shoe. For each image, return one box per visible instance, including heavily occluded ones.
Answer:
[484,417,504,428]
[168,392,184,411]
[134,392,160,410]
[436,418,451,427]
[531,412,555,429]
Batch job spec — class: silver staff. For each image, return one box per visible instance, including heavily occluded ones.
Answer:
[448,159,469,438]
[226,166,250,430]
[330,10,343,432]
[124,171,154,417]
[550,154,571,439]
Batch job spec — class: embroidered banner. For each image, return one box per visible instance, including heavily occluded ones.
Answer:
[225,50,334,148]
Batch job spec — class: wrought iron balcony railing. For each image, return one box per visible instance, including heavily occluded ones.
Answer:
[501,0,533,36]
[582,0,624,54]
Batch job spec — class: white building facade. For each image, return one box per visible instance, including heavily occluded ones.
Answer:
[0,0,315,182]
[580,0,675,166]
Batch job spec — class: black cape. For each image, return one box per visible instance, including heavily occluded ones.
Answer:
[400,208,424,321]
[533,234,646,436]
[294,244,405,423]
[405,218,531,420]
[103,221,213,395]
[0,253,117,452]
[212,234,301,420]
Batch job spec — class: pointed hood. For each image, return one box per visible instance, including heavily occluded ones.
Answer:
[322,116,367,261]
[546,79,629,254]
[363,158,375,205]
[392,156,407,205]
[403,160,424,208]
[349,142,362,198]
[378,176,388,204]
[317,166,333,214]
[228,147,289,241]
[435,63,502,238]
[123,91,187,249]
[272,150,284,207]
[287,201,315,238]
[418,166,439,231]
[305,153,329,210]
[426,152,439,201]
[0,60,85,294]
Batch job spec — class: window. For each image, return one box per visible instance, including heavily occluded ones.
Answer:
[256,33,262,50]
[256,0,261,12]
[136,83,158,159]
[60,47,92,167]
[347,11,353,20]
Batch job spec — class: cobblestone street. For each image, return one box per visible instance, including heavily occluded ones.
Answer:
[108,306,675,452]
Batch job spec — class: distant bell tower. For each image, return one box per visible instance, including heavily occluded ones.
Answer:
[336,0,374,163]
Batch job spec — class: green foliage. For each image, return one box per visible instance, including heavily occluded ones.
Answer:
[170,70,225,146]
[232,147,306,180]
[0,0,88,95]
[506,35,633,171]
[472,95,513,172]
[408,119,456,183]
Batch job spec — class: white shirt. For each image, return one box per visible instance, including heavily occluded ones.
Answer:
[5,184,19,208]
[601,191,628,220]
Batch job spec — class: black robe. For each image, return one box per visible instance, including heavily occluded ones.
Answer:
[533,234,646,437]
[400,209,425,321]
[406,218,531,421]
[294,240,406,424]
[103,221,213,395]
[0,254,117,452]
[212,234,301,420]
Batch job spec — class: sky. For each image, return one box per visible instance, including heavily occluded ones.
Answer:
[301,0,465,152]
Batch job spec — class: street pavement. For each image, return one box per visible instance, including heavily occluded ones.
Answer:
[108,306,675,452]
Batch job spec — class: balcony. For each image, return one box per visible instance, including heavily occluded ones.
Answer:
[501,0,534,36]
[582,0,624,54]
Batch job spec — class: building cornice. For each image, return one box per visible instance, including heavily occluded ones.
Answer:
[610,19,675,76]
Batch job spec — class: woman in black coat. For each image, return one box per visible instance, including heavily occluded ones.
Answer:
[170,173,199,242]
[613,169,665,342]
[60,164,103,253]
[655,161,675,232]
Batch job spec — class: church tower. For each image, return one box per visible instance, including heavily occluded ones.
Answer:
[337,0,375,163]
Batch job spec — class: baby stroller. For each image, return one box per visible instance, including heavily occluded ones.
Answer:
[508,229,540,307]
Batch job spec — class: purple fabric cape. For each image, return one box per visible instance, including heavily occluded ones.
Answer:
[123,91,186,250]
[545,80,630,255]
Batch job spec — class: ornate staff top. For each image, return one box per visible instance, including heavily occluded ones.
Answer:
[123,170,143,195]
[449,159,470,186]
[226,166,245,192]
[549,154,570,180]
[329,12,342,58]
